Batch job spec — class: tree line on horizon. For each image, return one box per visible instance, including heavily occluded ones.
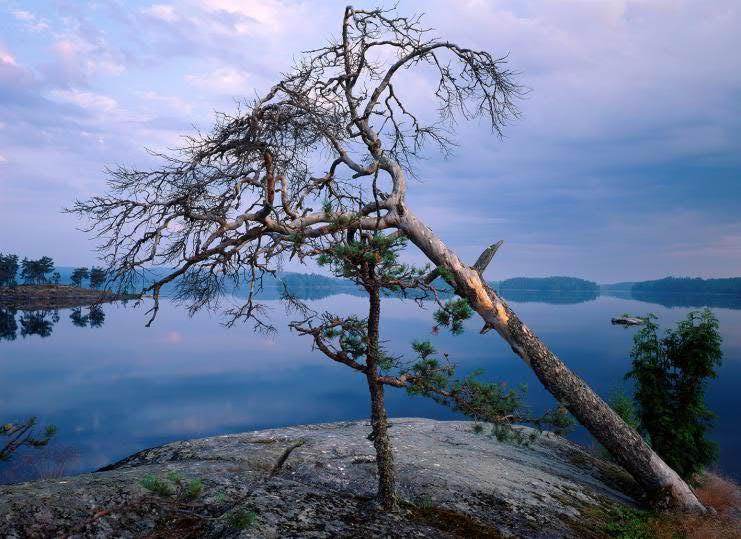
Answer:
[632,276,741,295]
[496,276,599,292]
[0,253,107,289]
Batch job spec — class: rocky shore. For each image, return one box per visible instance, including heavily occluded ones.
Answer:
[0,284,132,310]
[0,419,639,538]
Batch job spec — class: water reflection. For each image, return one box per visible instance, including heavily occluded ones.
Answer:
[629,291,741,310]
[0,443,80,484]
[0,290,739,484]
[69,305,106,328]
[495,288,741,309]
[498,289,599,304]
[0,305,105,340]
[0,307,18,341]
[20,310,59,338]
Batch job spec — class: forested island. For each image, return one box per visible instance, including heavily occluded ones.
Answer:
[0,254,133,310]
[600,277,741,309]
[495,276,599,292]
[5,252,740,308]
[632,277,741,294]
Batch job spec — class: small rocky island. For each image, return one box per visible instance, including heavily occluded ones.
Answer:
[0,419,639,538]
[0,285,131,310]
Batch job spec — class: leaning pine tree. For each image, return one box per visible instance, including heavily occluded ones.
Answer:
[290,230,571,509]
[69,5,706,511]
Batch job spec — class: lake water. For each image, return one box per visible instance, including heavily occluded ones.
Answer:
[1,291,739,483]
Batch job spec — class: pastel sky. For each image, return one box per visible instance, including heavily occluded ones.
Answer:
[1,0,739,282]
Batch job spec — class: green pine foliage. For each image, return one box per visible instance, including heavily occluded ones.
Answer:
[186,478,204,498]
[141,474,175,497]
[141,471,204,499]
[311,232,573,445]
[435,266,455,286]
[404,340,573,442]
[0,417,56,462]
[625,309,722,481]
[433,298,473,335]
[608,391,640,431]
[317,234,425,291]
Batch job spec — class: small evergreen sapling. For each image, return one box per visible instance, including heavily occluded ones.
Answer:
[292,232,572,510]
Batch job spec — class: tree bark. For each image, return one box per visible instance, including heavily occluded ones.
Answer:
[398,208,706,512]
[367,375,396,510]
[365,284,397,510]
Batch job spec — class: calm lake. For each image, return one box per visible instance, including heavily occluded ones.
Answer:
[1,291,739,483]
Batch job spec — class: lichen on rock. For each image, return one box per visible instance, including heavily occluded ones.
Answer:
[0,419,638,538]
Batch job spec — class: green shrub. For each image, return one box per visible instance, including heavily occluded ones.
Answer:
[626,309,722,481]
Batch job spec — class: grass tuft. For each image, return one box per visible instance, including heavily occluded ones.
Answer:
[186,478,203,498]
[228,509,257,529]
[141,474,174,497]
[414,494,434,510]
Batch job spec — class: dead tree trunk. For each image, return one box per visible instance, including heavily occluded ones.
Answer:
[398,209,706,512]
[365,283,397,510]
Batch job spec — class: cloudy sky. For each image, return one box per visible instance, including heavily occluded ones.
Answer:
[1,0,739,282]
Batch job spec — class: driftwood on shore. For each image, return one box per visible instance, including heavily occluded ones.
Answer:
[611,316,646,326]
[0,285,133,310]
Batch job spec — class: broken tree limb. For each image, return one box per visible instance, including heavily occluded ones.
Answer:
[472,240,504,276]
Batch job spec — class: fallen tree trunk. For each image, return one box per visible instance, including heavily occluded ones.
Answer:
[399,209,706,512]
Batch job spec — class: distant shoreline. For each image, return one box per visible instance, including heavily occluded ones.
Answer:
[0,284,135,310]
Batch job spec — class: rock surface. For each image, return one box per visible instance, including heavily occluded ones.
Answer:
[0,419,639,538]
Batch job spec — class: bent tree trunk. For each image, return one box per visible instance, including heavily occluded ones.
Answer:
[398,209,706,512]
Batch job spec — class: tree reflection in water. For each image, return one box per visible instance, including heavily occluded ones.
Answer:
[0,307,18,341]
[0,304,106,340]
[20,310,59,338]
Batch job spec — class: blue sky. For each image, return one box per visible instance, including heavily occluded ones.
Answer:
[0,0,739,282]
